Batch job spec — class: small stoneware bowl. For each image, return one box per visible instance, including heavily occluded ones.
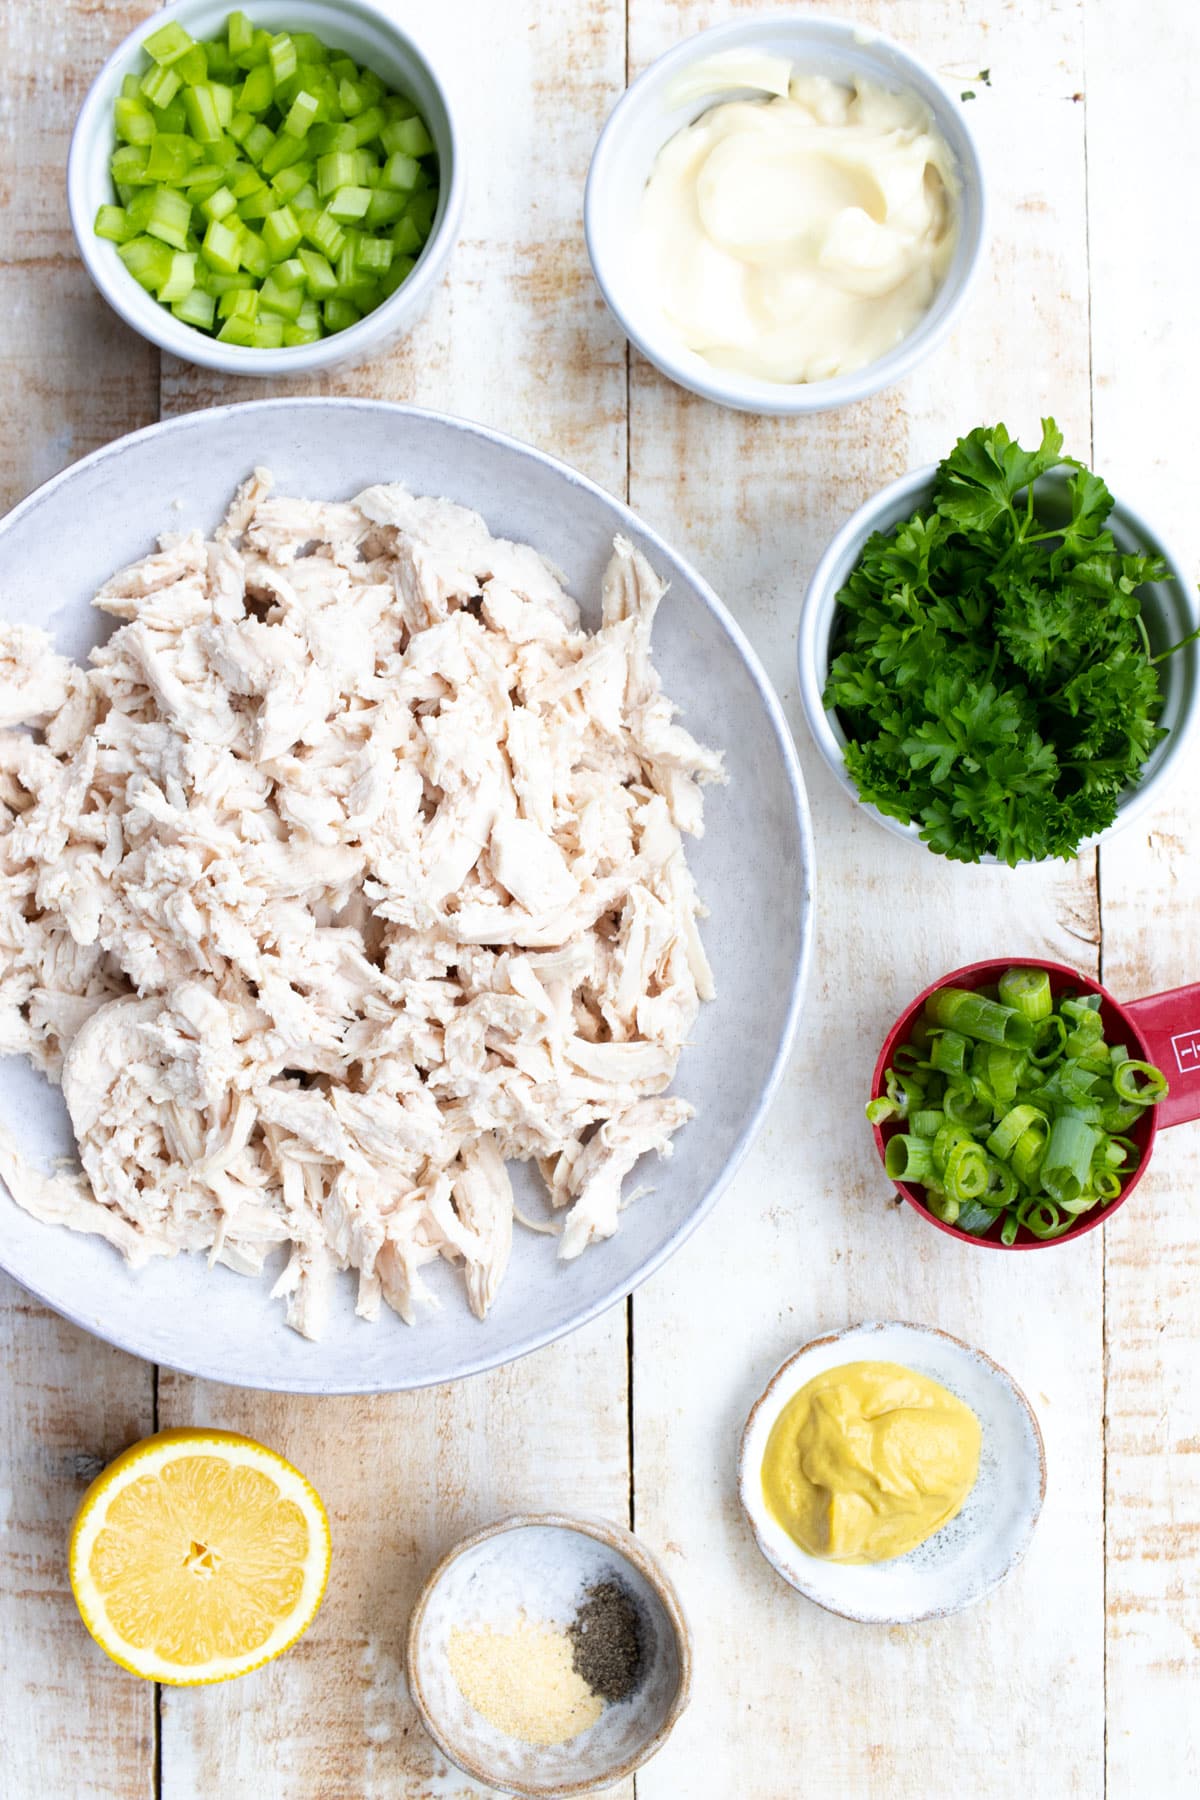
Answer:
[797,464,1200,855]
[67,0,464,375]
[738,1320,1045,1623]
[585,13,986,415]
[406,1513,691,1797]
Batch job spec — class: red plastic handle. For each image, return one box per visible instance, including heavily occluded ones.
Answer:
[1123,983,1200,1129]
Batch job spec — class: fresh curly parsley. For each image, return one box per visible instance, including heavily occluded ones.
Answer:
[824,419,1197,865]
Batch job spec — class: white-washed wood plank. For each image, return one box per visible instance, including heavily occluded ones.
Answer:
[0,4,160,1797]
[1086,1,1200,1791]
[627,3,1104,1795]
[153,3,634,1795]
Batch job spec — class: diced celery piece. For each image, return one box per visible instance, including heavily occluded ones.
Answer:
[365,189,406,227]
[258,273,304,319]
[217,314,257,345]
[142,186,193,250]
[94,203,132,244]
[205,270,252,294]
[219,286,258,320]
[173,44,209,88]
[227,11,254,59]
[236,188,272,222]
[309,122,357,155]
[316,151,357,197]
[172,286,216,330]
[236,28,273,71]
[262,205,302,260]
[355,234,392,275]
[121,73,143,101]
[250,314,285,348]
[146,133,199,183]
[382,115,433,158]
[144,21,195,66]
[290,182,319,213]
[183,85,221,142]
[338,78,367,118]
[273,256,307,290]
[209,137,240,170]
[151,95,188,134]
[283,91,320,138]
[381,151,419,192]
[283,321,322,346]
[291,32,328,64]
[297,246,337,297]
[351,105,386,148]
[334,240,358,292]
[111,144,151,185]
[329,56,357,84]
[118,234,173,292]
[238,64,275,114]
[344,278,381,312]
[351,149,377,185]
[228,109,254,145]
[327,185,370,222]
[243,122,275,164]
[205,42,238,83]
[157,250,197,302]
[407,190,437,237]
[323,296,361,333]
[238,226,271,277]
[294,295,321,329]
[379,254,415,298]
[201,216,242,274]
[229,166,267,200]
[298,207,345,260]
[214,84,235,127]
[140,63,181,109]
[271,163,313,202]
[391,215,422,255]
[115,182,135,206]
[260,134,306,177]
[201,185,237,223]
[115,96,156,145]
[269,33,298,84]
[381,94,418,123]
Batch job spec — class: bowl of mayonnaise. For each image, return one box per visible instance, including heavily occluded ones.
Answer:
[584,16,986,415]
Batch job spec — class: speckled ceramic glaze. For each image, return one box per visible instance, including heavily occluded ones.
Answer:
[0,399,813,1392]
[406,1514,691,1797]
[738,1320,1046,1623]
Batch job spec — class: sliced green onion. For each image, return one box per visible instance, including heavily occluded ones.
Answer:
[925,987,1034,1049]
[884,1135,934,1184]
[1112,1059,1169,1105]
[910,1109,946,1140]
[1040,1113,1099,1205]
[929,1030,968,1076]
[997,967,1053,1021]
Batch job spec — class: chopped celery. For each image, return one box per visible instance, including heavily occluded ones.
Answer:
[238,226,271,278]
[140,63,182,109]
[205,42,237,83]
[327,185,370,222]
[260,133,307,177]
[151,95,188,134]
[142,186,193,250]
[289,183,319,213]
[283,321,322,346]
[338,77,367,117]
[172,44,209,88]
[94,203,132,244]
[217,314,257,345]
[229,166,267,200]
[382,116,433,158]
[143,21,195,66]
[322,296,361,333]
[273,256,307,290]
[271,163,313,202]
[316,151,357,197]
[157,251,197,302]
[258,272,304,319]
[121,73,143,102]
[329,56,357,85]
[238,64,275,114]
[250,314,285,348]
[201,216,242,274]
[228,109,254,144]
[268,34,298,84]
[298,207,345,259]
[183,85,224,142]
[282,91,319,138]
[365,189,406,227]
[227,11,254,59]
[355,234,392,275]
[379,254,415,298]
[292,33,328,65]
[309,122,357,155]
[407,190,437,237]
[173,287,216,329]
[115,97,156,144]
[262,205,302,260]
[110,145,151,186]
[391,215,423,255]
[381,152,419,192]
[200,185,237,223]
[146,133,199,183]
[243,122,275,163]
[298,246,338,297]
[118,235,173,292]
[351,105,386,148]
[204,270,252,294]
[236,187,273,222]
[219,286,258,320]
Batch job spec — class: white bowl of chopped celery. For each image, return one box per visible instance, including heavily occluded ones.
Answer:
[67,0,464,373]
[797,428,1200,865]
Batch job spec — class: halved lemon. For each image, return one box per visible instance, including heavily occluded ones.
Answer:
[69,1428,331,1685]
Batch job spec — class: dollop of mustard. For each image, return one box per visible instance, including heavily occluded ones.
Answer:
[761,1360,982,1563]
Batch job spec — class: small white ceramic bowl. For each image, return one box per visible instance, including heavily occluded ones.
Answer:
[585,14,986,416]
[67,0,464,375]
[797,464,1200,857]
[406,1514,691,1798]
[738,1321,1046,1624]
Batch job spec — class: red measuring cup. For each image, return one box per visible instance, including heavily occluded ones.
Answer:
[871,957,1200,1249]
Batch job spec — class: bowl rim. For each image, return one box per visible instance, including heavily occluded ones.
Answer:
[869,955,1159,1250]
[736,1320,1047,1622]
[0,394,815,1393]
[65,0,466,376]
[584,11,988,416]
[796,460,1200,857]
[405,1511,693,1797]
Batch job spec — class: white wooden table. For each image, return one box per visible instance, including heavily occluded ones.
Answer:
[2,2,1198,1795]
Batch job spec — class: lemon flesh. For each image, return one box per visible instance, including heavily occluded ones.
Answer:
[69,1429,330,1684]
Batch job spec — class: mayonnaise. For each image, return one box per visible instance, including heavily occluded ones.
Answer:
[636,70,959,384]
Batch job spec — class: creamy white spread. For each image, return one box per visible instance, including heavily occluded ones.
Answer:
[637,69,959,384]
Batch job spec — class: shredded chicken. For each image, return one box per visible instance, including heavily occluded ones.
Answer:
[0,474,723,1337]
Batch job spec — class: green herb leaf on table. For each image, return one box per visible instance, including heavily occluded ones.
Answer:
[823,418,1197,864]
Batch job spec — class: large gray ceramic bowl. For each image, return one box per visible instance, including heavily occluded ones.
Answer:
[0,400,813,1392]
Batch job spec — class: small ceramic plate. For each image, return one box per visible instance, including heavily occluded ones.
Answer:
[738,1321,1046,1624]
[406,1514,691,1797]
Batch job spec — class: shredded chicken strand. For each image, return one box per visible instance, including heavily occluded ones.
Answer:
[0,473,723,1337]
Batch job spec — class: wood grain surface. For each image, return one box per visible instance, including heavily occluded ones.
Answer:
[0,2,1196,1796]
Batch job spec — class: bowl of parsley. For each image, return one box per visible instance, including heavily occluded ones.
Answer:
[797,420,1200,865]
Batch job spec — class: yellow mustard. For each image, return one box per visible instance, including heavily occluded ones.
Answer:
[761,1360,981,1563]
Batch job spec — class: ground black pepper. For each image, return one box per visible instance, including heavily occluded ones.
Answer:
[567,1579,645,1704]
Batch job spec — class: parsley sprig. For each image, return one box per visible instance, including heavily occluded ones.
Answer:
[824,419,1197,865]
